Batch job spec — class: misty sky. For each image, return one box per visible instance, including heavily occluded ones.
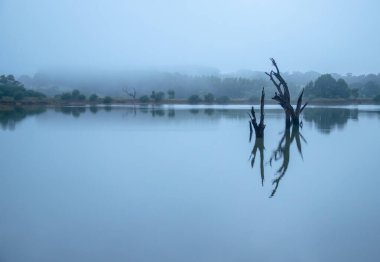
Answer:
[0,0,379,75]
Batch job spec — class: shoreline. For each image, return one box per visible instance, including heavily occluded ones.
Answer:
[0,98,379,109]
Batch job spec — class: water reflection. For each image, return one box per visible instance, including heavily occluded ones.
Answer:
[48,106,262,122]
[89,105,98,114]
[0,106,377,134]
[204,108,215,116]
[248,121,307,198]
[0,106,46,130]
[55,106,86,118]
[249,138,265,186]
[303,108,358,134]
[2,105,380,262]
[190,109,200,114]
[168,108,175,118]
[268,127,307,197]
[152,108,165,117]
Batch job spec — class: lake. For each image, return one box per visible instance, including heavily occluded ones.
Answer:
[1,105,380,262]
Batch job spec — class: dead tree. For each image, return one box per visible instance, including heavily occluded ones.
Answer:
[122,87,137,103]
[265,58,308,129]
[248,88,265,140]
[122,87,137,115]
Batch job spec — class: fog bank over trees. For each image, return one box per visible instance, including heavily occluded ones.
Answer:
[15,67,380,100]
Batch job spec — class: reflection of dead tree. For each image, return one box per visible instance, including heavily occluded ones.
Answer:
[248,88,265,141]
[250,138,265,186]
[248,88,266,185]
[265,58,308,129]
[269,126,307,197]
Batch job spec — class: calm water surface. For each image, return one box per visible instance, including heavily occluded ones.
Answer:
[1,105,380,262]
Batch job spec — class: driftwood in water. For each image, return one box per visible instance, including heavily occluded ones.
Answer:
[248,88,265,139]
[265,58,308,129]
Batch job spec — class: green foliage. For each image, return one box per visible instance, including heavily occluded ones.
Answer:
[167,90,175,99]
[374,94,380,103]
[1,96,15,103]
[150,91,165,102]
[103,96,113,104]
[216,96,230,104]
[139,95,150,103]
[204,93,215,103]
[361,81,380,98]
[71,89,86,101]
[59,92,72,100]
[304,74,350,98]
[188,94,202,104]
[56,89,86,101]
[72,89,80,98]
[351,88,359,98]
[89,94,98,102]
[0,74,45,101]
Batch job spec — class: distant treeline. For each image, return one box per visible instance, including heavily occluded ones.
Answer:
[5,70,380,102]
[304,74,380,100]
[19,72,269,100]
[0,74,45,103]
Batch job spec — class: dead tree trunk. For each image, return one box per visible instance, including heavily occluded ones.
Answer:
[265,58,308,129]
[248,88,265,139]
[122,87,137,104]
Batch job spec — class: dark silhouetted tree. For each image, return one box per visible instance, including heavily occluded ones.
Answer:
[204,93,215,103]
[248,88,265,139]
[188,94,202,104]
[167,90,175,99]
[266,59,308,129]
[304,74,350,98]
[139,95,150,103]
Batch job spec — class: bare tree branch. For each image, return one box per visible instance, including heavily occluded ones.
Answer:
[122,87,137,100]
[265,71,283,96]
[267,58,308,128]
[295,89,305,116]
[300,101,309,114]
[259,87,265,126]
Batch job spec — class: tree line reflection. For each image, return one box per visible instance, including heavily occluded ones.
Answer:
[0,106,376,132]
[0,106,46,131]
[303,108,359,134]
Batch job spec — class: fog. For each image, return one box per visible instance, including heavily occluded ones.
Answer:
[0,0,379,75]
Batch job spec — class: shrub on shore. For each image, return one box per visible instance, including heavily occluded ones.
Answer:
[89,94,99,102]
[103,96,113,104]
[139,95,150,103]
[374,94,380,103]
[56,89,86,101]
[204,93,215,103]
[188,94,202,104]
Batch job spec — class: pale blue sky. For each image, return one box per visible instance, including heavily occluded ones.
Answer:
[0,0,379,75]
